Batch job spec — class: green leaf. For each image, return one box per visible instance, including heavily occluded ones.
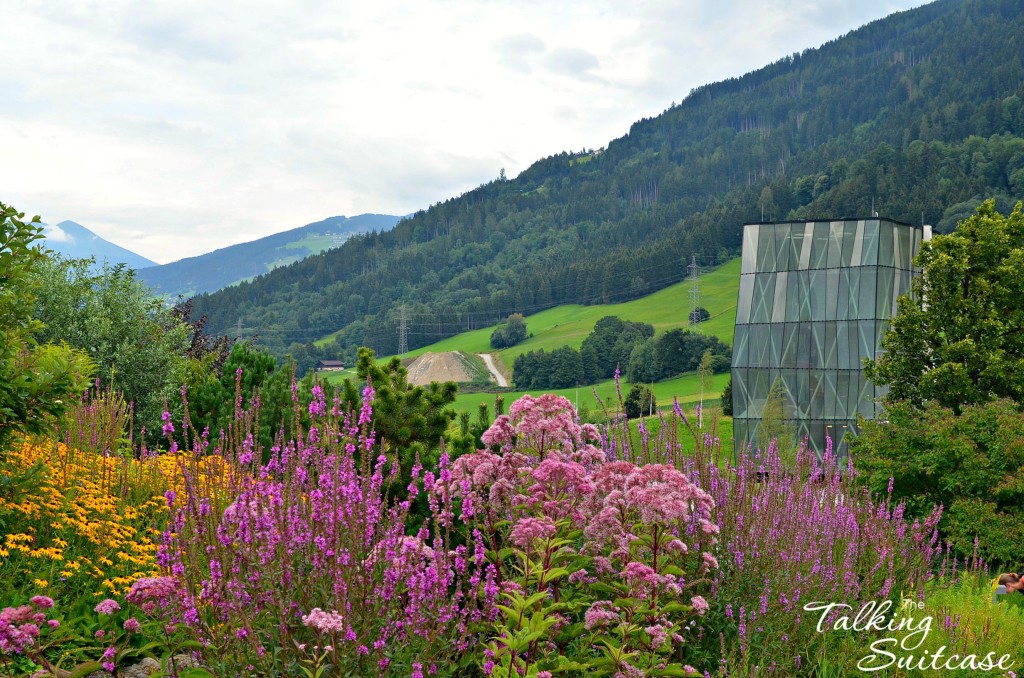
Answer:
[67,662,106,678]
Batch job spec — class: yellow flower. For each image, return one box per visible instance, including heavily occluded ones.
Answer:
[34,579,49,589]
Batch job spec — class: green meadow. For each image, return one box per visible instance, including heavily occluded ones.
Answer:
[318,257,741,453]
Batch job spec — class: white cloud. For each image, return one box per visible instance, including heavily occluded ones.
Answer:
[43,223,72,243]
[0,0,928,264]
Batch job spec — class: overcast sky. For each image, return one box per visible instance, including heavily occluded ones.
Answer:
[2,0,928,264]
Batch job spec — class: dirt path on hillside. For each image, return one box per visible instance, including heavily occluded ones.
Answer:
[406,352,473,386]
[479,353,508,387]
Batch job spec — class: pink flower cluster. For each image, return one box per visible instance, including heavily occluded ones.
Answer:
[482,394,601,464]
[508,516,557,549]
[0,598,58,655]
[302,608,346,635]
[125,576,179,616]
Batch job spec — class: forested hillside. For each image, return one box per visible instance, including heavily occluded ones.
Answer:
[191,0,1024,364]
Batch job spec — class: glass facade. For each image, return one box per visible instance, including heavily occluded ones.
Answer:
[732,218,923,458]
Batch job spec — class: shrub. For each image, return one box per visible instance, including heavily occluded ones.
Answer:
[489,313,527,349]
[624,383,656,419]
[853,398,1024,567]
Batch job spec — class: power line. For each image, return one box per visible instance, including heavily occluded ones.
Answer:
[688,255,701,326]
[397,305,408,354]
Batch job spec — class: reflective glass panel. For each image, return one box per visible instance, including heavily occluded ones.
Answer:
[810,222,829,269]
[781,324,798,368]
[737,275,754,324]
[733,325,748,368]
[825,269,839,320]
[828,221,844,268]
[842,220,858,267]
[742,225,759,274]
[757,224,777,272]
[878,221,894,267]
[858,269,877,320]
[772,272,789,322]
[876,268,896,318]
[775,224,792,271]
[861,220,879,266]
[898,225,913,269]
[809,270,827,318]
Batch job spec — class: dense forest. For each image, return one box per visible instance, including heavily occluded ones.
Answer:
[191,0,1024,365]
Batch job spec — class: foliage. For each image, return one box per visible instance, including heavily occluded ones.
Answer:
[192,0,1024,361]
[452,394,713,676]
[29,256,192,442]
[489,313,527,349]
[753,377,797,462]
[345,347,457,456]
[184,341,317,459]
[0,202,93,451]
[852,398,1024,567]
[624,384,656,419]
[158,383,481,676]
[608,403,943,675]
[512,346,585,390]
[627,329,730,384]
[688,307,710,324]
[720,377,733,417]
[865,200,1024,412]
[579,316,654,383]
[514,318,727,392]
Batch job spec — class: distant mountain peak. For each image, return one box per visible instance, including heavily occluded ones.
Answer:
[41,220,158,270]
[136,212,402,298]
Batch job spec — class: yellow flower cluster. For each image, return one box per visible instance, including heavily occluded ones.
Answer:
[0,438,227,601]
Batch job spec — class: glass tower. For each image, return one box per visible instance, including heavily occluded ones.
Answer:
[731,218,924,458]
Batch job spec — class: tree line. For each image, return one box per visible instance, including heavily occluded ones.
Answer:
[512,316,730,390]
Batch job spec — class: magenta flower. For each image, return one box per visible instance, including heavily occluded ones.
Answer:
[302,608,345,635]
[29,596,54,610]
[508,516,557,549]
[94,599,121,615]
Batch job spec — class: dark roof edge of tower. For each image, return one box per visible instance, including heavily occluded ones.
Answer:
[742,216,918,228]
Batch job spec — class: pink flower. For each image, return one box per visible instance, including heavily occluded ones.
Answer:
[123,618,141,633]
[701,551,719,573]
[302,608,345,635]
[29,596,54,610]
[690,595,709,616]
[645,624,668,648]
[584,601,619,630]
[621,561,664,589]
[508,516,557,549]
[94,599,121,615]
[125,576,178,616]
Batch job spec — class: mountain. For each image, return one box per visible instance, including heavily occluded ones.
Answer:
[137,213,402,298]
[42,220,158,270]
[191,0,1024,363]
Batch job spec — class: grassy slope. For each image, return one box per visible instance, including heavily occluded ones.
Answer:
[319,257,741,429]
[350,257,742,361]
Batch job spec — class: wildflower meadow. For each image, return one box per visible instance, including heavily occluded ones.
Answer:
[4,378,1017,677]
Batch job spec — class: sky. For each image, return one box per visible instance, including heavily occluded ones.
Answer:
[1,0,929,264]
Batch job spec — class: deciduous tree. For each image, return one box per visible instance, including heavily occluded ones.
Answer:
[865,200,1024,412]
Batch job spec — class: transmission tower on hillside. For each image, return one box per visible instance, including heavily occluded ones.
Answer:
[398,306,409,354]
[688,256,701,326]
